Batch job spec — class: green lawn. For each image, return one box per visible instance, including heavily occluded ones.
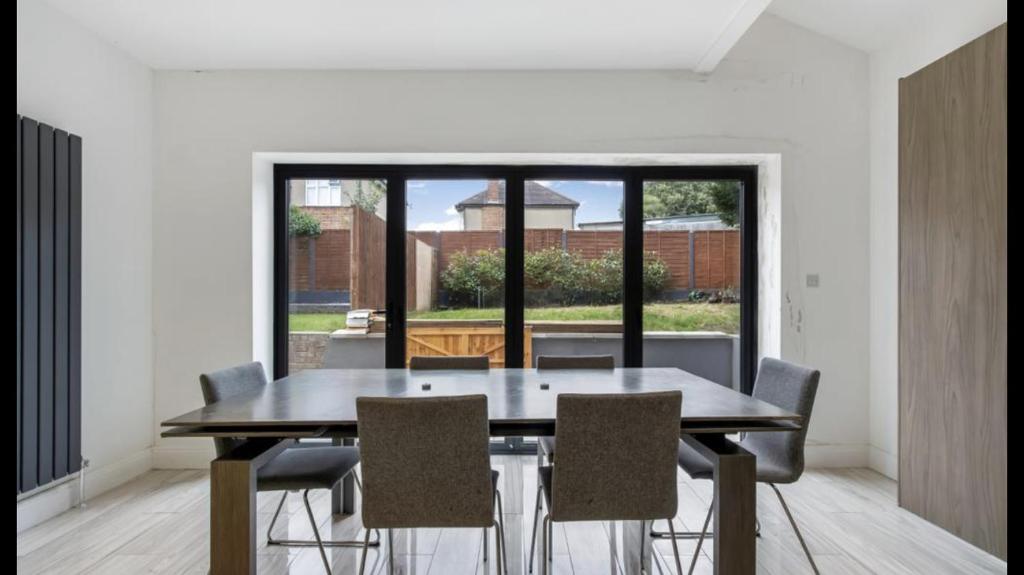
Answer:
[291,303,739,334]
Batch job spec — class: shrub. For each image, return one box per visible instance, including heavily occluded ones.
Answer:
[289,206,322,237]
[440,249,505,307]
[442,246,669,308]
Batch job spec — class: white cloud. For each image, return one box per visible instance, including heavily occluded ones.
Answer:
[584,180,623,188]
[415,218,462,231]
[444,205,458,216]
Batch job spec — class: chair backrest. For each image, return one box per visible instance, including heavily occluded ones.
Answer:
[742,357,820,483]
[536,355,615,370]
[356,395,494,529]
[408,355,490,370]
[199,362,268,457]
[550,391,681,522]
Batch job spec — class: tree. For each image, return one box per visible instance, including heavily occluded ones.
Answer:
[346,180,386,213]
[618,180,740,226]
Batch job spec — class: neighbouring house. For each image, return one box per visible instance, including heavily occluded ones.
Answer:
[578,213,733,231]
[288,179,388,310]
[455,180,579,230]
[289,179,387,227]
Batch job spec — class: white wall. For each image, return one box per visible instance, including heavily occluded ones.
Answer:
[152,14,872,467]
[867,2,1007,479]
[17,0,154,529]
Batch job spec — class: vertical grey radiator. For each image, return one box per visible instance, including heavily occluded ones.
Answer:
[17,114,82,495]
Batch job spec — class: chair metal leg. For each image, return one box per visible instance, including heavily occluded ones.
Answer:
[666,519,684,575]
[357,527,372,575]
[265,474,381,548]
[650,517,712,540]
[303,490,332,575]
[266,491,289,542]
[688,500,713,575]
[483,526,489,563]
[547,511,553,565]
[528,484,542,573]
[496,490,509,575]
[387,529,395,575]
[541,515,551,575]
[769,484,820,575]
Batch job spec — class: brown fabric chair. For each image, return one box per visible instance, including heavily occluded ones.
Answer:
[200,362,378,575]
[408,355,490,370]
[528,354,615,572]
[355,395,507,575]
[533,354,615,461]
[534,391,685,575]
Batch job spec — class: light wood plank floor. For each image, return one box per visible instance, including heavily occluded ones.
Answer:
[17,457,1007,574]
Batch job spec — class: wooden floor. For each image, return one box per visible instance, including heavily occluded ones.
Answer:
[17,457,1007,575]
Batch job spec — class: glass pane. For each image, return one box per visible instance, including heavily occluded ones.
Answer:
[287,178,387,371]
[641,180,742,389]
[406,179,505,367]
[524,180,624,366]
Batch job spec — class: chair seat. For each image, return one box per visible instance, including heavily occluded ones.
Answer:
[257,446,361,492]
[538,436,556,460]
[676,440,798,484]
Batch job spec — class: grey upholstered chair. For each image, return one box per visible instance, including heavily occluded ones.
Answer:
[408,354,490,370]
[534,391,685,575]
[200,362,378,575]
[677,357,821,575]
[355,395,508,575]
[528,354,615,572]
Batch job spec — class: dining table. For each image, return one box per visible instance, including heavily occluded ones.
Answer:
[161,367,803,575]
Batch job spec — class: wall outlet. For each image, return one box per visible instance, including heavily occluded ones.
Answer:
[806,274,820,288]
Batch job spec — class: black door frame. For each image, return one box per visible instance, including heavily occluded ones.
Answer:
[274,163,758,393]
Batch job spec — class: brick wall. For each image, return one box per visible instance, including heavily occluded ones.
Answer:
[480,206,504,230]
[288,332,329,372]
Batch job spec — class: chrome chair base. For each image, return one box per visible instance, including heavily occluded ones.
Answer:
[537,513,684,575]
[649,516,761,539]
[687,486,819,575]
[265,473,381,575]
[356,489,509,575]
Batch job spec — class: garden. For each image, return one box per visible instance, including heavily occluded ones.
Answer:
[290,246,740,334]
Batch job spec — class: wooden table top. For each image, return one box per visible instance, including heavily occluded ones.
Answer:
[161,368,801,437]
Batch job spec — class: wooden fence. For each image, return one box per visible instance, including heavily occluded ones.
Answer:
[291,216,741,310]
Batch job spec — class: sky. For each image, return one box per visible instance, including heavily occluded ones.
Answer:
[406,179,624,231]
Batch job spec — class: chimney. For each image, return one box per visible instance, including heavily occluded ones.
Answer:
[485,180,502,204]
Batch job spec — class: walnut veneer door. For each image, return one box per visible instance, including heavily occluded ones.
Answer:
[899,24,1006,560]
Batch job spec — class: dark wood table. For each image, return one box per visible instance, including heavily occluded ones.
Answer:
[162,368,802,575]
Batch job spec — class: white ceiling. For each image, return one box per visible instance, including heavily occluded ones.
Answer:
[40,0,771,71]
[766,0,931,52]
[766,0,1006,53]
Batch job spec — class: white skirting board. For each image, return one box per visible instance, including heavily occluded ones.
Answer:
[17,448,152,533]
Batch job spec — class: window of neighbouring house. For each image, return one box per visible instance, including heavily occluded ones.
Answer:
[304,179,343,206]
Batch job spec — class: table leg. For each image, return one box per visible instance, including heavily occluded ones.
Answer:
[332,437,355,515]
[209,439,291,575]
[682,434,756,575]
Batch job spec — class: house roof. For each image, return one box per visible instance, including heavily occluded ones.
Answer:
[455,181,579,210]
